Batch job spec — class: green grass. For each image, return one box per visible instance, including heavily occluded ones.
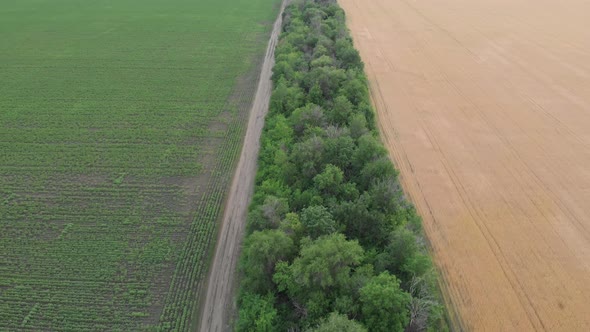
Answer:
[0,0,281,330]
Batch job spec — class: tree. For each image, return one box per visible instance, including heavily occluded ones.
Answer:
[237,292,278,332]
[285,26,311,53]
[290,135,325,184]
[308,312,367,332]
[335,38,363,70]
[273,234,365,325]
[270,79,305,115]
[273,60,297,82]
[406,276,442,332]
[360,272,411,332]
[290,104,326,136]
[327,95,353,125]
[356,101,375,129]
[358,156,397,190]
[256,114,295,182]
[309,82,324,105]
[291,187,324,211]
[313,164,344,196]
[333,193,390,247]
[311,55,335,68]
[312,164,359,206]
[339,74,368,105]
[240,229,295,293]
[349,113,368,139]
[375,227,425,281]
[313,36,334,57]
[375,227,430,283]
[300,205,337,239]
[279,212,304,242]
[261,196,289,227]
[323,131,356,175]
[353,134,388,172]
[274,48,307,80]
[313,44,330,59]
[332,263,374,318]
[304,66,347,101]
[248,193,290,233]
[263,114,294,148]
[368,176,405,215]
[274,233,364,294]
[251,179,291,209]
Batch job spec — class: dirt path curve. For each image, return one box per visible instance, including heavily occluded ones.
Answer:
[339,0,590,330]
[197,2,285,331]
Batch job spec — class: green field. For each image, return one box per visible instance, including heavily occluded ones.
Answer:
[0,0,280,329]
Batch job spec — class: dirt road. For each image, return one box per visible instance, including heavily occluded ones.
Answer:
[197,2,285,331]
[339,0,590,330]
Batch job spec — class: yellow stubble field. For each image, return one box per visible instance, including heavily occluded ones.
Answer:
[339,0,590,330]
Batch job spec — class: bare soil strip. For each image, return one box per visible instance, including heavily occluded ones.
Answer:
[197,2,285,331]
[339,0,590,330]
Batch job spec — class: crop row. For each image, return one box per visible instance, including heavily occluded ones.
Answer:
[0,0,282,329]
[158,68,259,329]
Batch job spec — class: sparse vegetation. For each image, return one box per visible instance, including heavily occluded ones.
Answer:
[237,0,448,331]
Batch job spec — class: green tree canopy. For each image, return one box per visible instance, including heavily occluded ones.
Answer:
[237,292,277,332]
[308,312,367,332]
[300,205,337,239]
[274,233,364,295]
[313,164,344,197]
[360,272,411,332]
[240,229,295,293]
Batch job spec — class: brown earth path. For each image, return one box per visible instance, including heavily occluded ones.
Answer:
[339,0,590,330]
[196,2,285,331]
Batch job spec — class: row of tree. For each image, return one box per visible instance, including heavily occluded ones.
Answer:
[236,1,448,331]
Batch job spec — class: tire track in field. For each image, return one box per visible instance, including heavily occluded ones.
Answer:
[196,2,285,331]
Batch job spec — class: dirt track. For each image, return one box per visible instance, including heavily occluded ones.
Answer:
[339,0,590,330]
[197,2,284,331]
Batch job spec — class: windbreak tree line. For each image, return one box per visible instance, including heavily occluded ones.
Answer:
[236,1,448,331]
